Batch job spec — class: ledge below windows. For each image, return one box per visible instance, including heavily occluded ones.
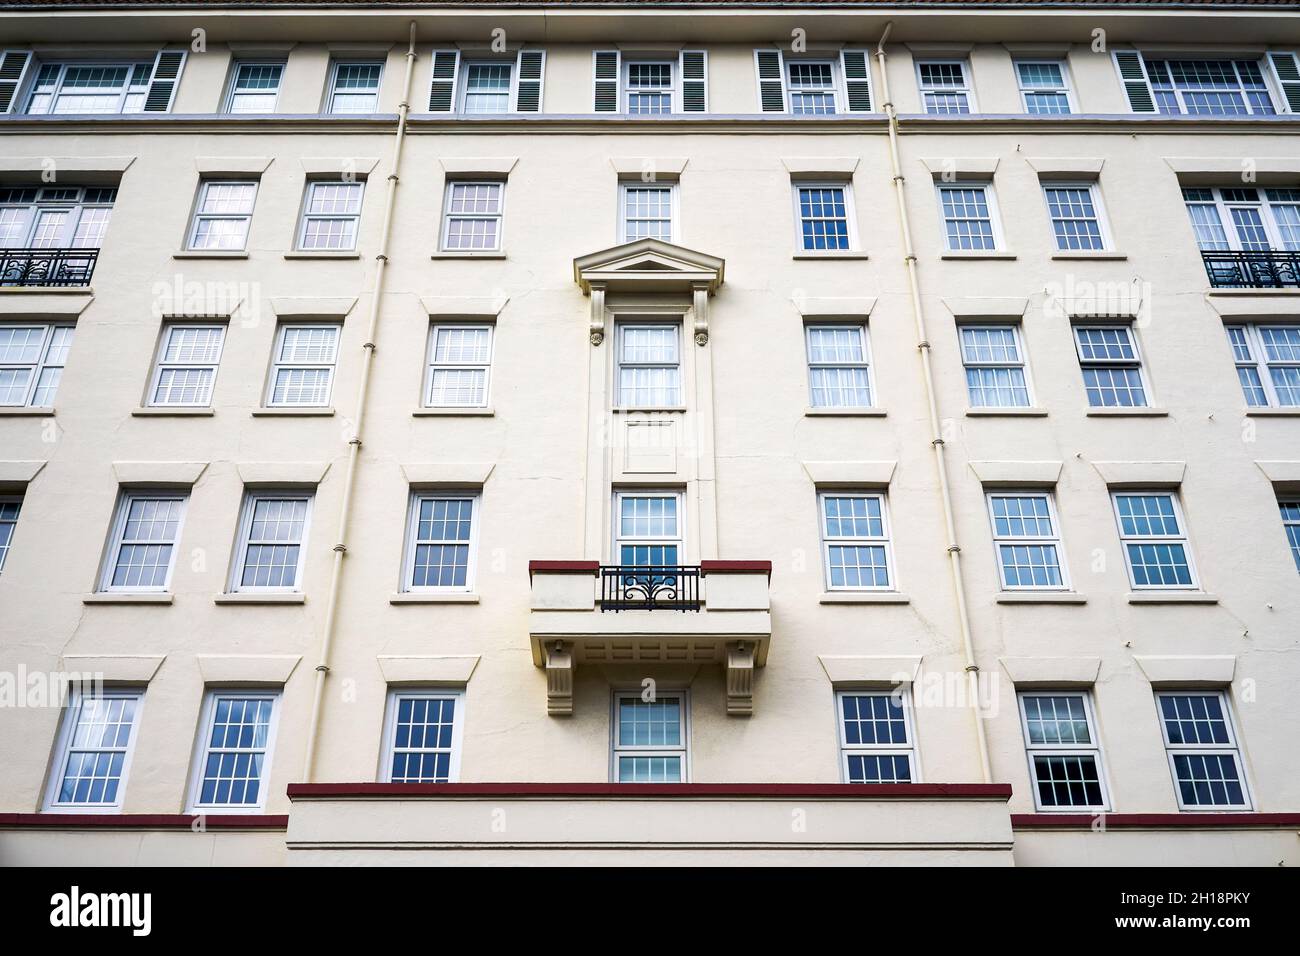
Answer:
[966,407,1048,418]
[390,593,480,605]
[996,592,1087,605]
[431,251,506,260]
[1051,251,1128,261]
[1085,407,1168,418]
[1245,407,1300,417]
[214,593,305,606]
[82,593,173,605]
[819,591,910,604]
[283,251,361,260]
[1127,592,1219,605]
[173,250,248,260]
[792,251,869,261]
[251,407,336,418]
[804,406,887,418]
[0,407,53,417]
[412,407,495,417]
[132,407,214,417]
[941,251,1017,261]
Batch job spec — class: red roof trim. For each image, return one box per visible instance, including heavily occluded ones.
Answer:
[1011,812,1300,828]
[288,782,1011,799]
[527,560,599,574]
[699,560,772,575]
[0,812,289,829]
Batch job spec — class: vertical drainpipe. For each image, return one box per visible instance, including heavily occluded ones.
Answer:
[875,22,993,784]
[300,22,419,782]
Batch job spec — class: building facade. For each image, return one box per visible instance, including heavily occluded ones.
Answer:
[0,0,1298,866]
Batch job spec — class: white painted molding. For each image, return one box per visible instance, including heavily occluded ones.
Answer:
[1255,460,1300,485]
[0,460,48,485]
[921,157,999,179]
[610,157,689,179]
[1205,295,1300,319]
[227,41,297,53]
[969,460,1063,487]
[61,655,166,683]
[439,157,518,177]
[420,295,509,319]
[999,657,1100,687]
[0,294,94,318]
[792,295,877,318]
[112,461,209,487]
[1133,655,1236,687]
[0,156,135,181]
[237,462,331,487]
[1165,156,1300,185]
[270,297,358,320]
[942,297,1028,320]
[400,463,496,488]
[195,156,274,177]
[1024,156,1104,179]
[377,655,481,686]
[802,460,897,488]
[818,655,923,686]
[299,157,380,179]
[197,655,302,686]
[1090,460,1186,488]
[781,156,859,179]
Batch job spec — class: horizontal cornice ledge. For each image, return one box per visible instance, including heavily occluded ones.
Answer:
[60,654,165,684]
[969,460,1063,487]
[196,655,302,685]
[286,782,1012,802]
[112,461,209,487]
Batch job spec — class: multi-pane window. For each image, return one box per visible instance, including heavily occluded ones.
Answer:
[45,689,143,811]
[224,61,284,114]
[231,491,312,592]
[327,61,383,113]
[620,183,675,243]
[404,493,478,591]
[615,492,681,567]
[938,184,999,251]
[1043,184,1108,251]
[1147,59,1275,116]
[1112,492,1197,589]
[1016,60,1073,115]
[424,324,493,408]
[1224,323,1300,408]
[0,324,74,407]
[626,61,674,114]
[1018,692,1108,810]
[819,492,894,590]
[612,692,687,783]
[805,324,873,408]
[187,180,258,251]
[297,181,364,251]
[916,60,972,114]
[100,491,187,592]
[441,181,504,251]
[25,62,151,114]
[960,325,1031,408]
[1074,325,1149,408]
[1156,692,1251,809]
[461,61,512,113]
[188,692,280,811]
[1279,499,1300,572]
[786,60,837,114]
[148,324,225,407]
[1182,187,1300,253]
[794,184,852,251]
[381,689,464,783]
[0,185,116,253]
[987,493,1068,590]
[837,690,916,784]
[615,323,681,407]
[266,324,339,408]
[0,495,20,573]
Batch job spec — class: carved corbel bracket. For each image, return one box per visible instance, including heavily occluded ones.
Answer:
[589,283,607,346]
[545,641,574,715]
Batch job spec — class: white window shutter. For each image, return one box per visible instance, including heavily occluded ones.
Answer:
[754,49,786,112]
[679,50,707,113]
[593,50,620,112]
[840,49,873,112]
[143,49,187,112]
[1266,52,1300,113]
[0,50,33,114]
[1111,50,1156,113]
[514,49,544,112]
[427,49,460,112]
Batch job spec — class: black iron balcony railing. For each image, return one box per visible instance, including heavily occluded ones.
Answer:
[600,565,701,612]
[0,248,99,287]
[1202,250,1300,289]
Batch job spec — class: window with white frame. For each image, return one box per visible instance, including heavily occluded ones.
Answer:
[1182,187,1300,253]
[805,324,873,408]
[297,180,364,251]
[1111,491,1197,589]
[460,60,512,113]
[625,61,674,114]
[1281,499,1300,572]
[960,324,1031,408]
[614,491,682,567]
[0,323,74,407]
[187,691,280,811]
[45,688,143,811]
[612,691,688,782]
[916,60,972,114]
[615,322,681,407]
[1147,59,1275,116]
[1015,59,1073,114]
[1074,325,1150,408]
[620,182,675,243]
[381,689,465,783]
[0,494,20,573]
[403,492,478,591]
[837,690,917,783]
[99,490,187,592]
[424,324,493,408]
[327,60,383,113]
[1224,323,1300,408]
[786,59,838,114]
[819,491,894,590]
[987,492,1068,591]
[1042,183,1109,251]
[25,61,152,114]
[187,180,257,251]
[224,61,284,114]
[441,181,504,252]
[266,324,339,408]
[1156,691,1251,809]
[1018,692,1109,810]
[147,324,225,407]
[230,491,312,592]
[0,185,116,251]
[938,183,1000,251]
[793,183,854,251]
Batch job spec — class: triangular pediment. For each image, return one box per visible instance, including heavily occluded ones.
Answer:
[574,238,724,295]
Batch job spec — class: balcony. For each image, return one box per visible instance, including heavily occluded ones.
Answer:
[0,248,98,287]
[1202,250,1300,289]
[529,560,771,716]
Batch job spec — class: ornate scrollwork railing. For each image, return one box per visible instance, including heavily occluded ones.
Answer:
[0,248,99,287]
[1201,250,1300,289]
[600,565,701,612]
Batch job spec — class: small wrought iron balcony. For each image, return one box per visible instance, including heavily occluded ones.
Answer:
[0,248,99,287]
[600,564,700,612]
[1201,250,1300,289]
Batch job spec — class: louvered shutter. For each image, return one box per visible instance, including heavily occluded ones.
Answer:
[515,49,545,112]
[0,50,32,114]
[754,49,786,112]
[1266,52,1300,113]
[1112,50,1156,113]
[143,49,186,112]
[593,50,620,112]
[427,49,460,112]
[679,50,707,113]
[840,49,873,112]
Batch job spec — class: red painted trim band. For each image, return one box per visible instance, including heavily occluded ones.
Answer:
[288,782,1011,799]
[700,560,773,575]
[1011,812,1300,829]
[0,813,289,829]
[527,560,599,575]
